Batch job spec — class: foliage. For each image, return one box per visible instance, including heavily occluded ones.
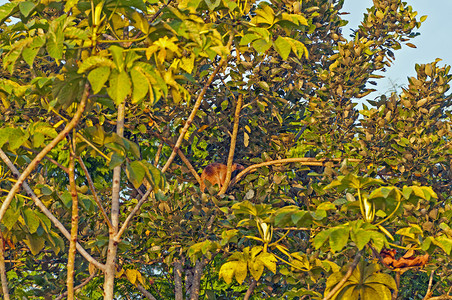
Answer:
[0,0,451,299]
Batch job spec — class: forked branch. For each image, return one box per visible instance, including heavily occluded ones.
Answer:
[0,83,90,223]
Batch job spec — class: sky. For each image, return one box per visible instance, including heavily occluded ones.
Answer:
[342,0,452,98]
[0,0,451,99]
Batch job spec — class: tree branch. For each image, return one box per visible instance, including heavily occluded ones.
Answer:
[0,149,105,271]
[0,83,89,223]
[174,258,184,300]
[67,152,79,300]
[114,187,153,242]
[55,272,97,300]
[161,34,234,174]
[0,232,10,300]
[77,156,113,230]
[219,93,243,195]
[244,278,257,300]
[150,131,201,185]
[231,157,361,187]
[423,270,435,300]
[136,283,158,300]
[323,250,362,300]
[103,101,125,299]
[189,259,208,300]
[21,146,69,174]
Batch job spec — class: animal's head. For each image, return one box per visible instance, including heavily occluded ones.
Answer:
[233,163,245,171]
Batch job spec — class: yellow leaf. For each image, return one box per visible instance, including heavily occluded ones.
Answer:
[219,261,237,284]
[235,261,248,284]
[249,259,264,280]
[258,252,277,273]
[126,269,140,285]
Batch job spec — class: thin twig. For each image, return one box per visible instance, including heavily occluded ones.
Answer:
[55,272,97,300]
[423,270,435,300]
[21,146,69,173]
[0,83,89,223]
[114,187,153,242]
[0,231,10,300]
[150,131,201,185]
[161,34,234,174]
[0,149,105,271]
[323,250,362,300]
[77,156,113,230]
[149,0,174,23]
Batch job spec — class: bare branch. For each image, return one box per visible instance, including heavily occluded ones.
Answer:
[77,156,113,230]
[161,35,234,174]
[151,131,201,185]
[0,149,105,271]
[189,259,208,300]
[103,102,125,298]
[0,83,90,223]
[67,152,79,300]
[55,272,97,300]
[423,270,435,300]
[323,250,362,300]
[244,278,257,300]
[136,283,158,300]
[219,93,243,195]
[231,157,361,187]
[21,146,69,174]
[114,187,153,242]
[174,258,184,300]
[0,232,10,300]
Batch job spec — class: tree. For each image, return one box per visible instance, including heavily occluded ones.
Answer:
[0,0,451,299]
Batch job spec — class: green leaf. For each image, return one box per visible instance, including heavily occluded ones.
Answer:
[78,56,116,74]
[24,234,46,255]
[110,45,125,71]
[88,67,111,94]
[274,36,291,60]
[252,39,272,54]
[126,161,146,189]
[329,227,349,253]
[107,70,131,105]
[0,2,18,25]
[19,1,35,17]
[130,67,149,104]
[23,208,40,234]
[204,0,221,11]
[434,236,452,255]
[3,207,20,231]
[22,35,46,67]
[313,229,331,249]
[47,19,64,60]
[351,228,371,250]
[240,33,259,46]
[8,128,29,150]
[366,273,397,290]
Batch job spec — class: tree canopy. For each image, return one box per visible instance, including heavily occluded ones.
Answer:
[0,0,451,299]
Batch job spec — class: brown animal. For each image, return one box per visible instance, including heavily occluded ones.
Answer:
[200,163,244,192]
